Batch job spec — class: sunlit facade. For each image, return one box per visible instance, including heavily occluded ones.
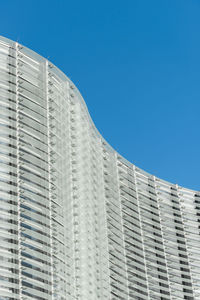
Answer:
[0,35,199,300]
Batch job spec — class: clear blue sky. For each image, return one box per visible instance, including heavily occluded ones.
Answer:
[1,0,200,190]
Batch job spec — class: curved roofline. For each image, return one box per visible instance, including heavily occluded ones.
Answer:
[0,35,198,194]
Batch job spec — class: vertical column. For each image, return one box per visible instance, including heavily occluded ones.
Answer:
[16,46,52,299]
[115,153,129,300]
[137,171,170,299]
[153,176,172,299]
[192,192,200,298]
[175,186,195,300]
[0,37,21,299]
[132,165,150,300]
[47,64,67,300]
[96,138,111,300]
[160,184,194,299]
[104,152,129,300]
[117,158,149,299]
[15,42,22,300]
[46,60,54,300]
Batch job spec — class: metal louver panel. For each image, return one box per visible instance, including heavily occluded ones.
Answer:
[0,35,199,300]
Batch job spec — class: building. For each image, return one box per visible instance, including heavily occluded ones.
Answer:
[0,35,199,300]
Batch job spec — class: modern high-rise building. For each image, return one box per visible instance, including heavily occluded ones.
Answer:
[0,35,199,300]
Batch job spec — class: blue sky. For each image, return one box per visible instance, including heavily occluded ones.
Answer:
[1,0,200,190]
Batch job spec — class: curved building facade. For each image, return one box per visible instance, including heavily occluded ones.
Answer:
[0,35,199,300]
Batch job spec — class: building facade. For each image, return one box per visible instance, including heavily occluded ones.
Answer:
[0,35,199,300]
